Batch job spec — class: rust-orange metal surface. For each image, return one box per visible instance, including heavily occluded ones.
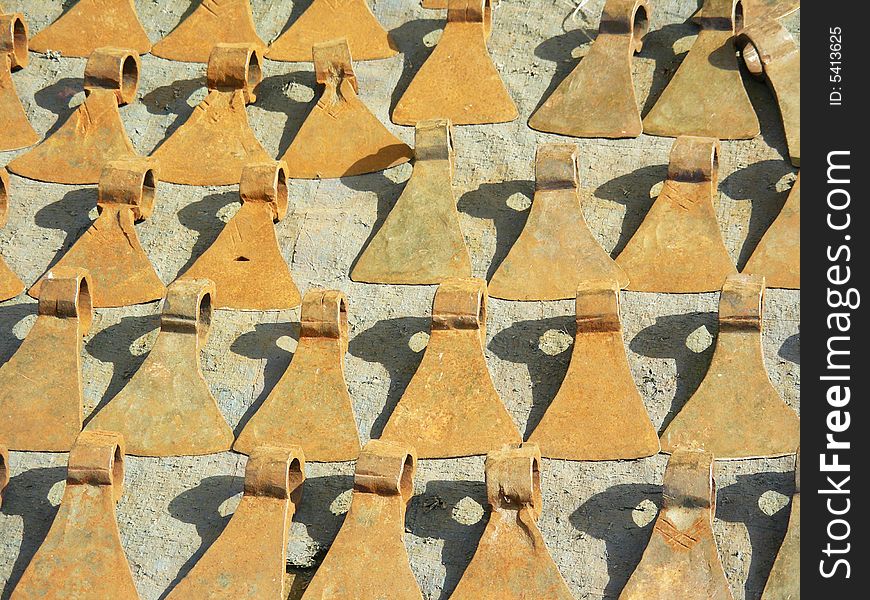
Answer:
[152,0,267,63]
[178,161,301,310]
[0,168,24,300]
[381,278,522,458]
[282,39,412,179]
[0,268,92,452]
[619,449,732,600]
[165,446,306,599]
[351,119,472,284]
[301,439,422,600]
[0,12,38,151]
[28,160,165,307]
[739,17,800,166]
[528,281,660,460]
[661,274,800,458]
[28,0,151,57]
[8,48,141,184]
[152,44,272,186]
[10,430,140,600]
[616,136,736,292]
[450,443,574,600]
[392,0,517,125]
[267,0,398,62]
[489,143,628,300]
[234,290,361,462]
[742,172,799,288]
[529,0,651,138]
[87,279,235,456]
[644,0,759,139]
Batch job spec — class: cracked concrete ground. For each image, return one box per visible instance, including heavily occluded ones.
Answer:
[0,1,799,599]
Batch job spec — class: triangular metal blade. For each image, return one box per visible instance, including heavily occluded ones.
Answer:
[86,279,235,456]
[300,440,423,600]
[165,446,306,599]
[619,449,733,600]
[661,274,800,459]
[281,39,412,178]
[152,0,266,63]
[489,143,628,300]
[380,278,522,458]
[392,0,517,125]
[178,162,301,310]
[234,290,361,461]
[351,119,472,284]
[0,268,92,452]
[644,0,759,139]
[152,44,272,186]
[28,0,151,57]
[450,443,575,600]
[267,0,398,62]
[7,48,141,184]
[616,136,736,292]
[10,431,139,600]
[528,280,659,460]
[28,160,165,307]
[529,0,650,138]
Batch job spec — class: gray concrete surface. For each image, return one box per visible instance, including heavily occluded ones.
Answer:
[0,1,799,599]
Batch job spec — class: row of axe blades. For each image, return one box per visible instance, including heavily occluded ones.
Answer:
[0,129,800,309]
[0,252,797,459]
[0,438,799,600]
[2,0,798,164]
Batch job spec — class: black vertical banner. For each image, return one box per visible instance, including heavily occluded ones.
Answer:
[802,0,866,596]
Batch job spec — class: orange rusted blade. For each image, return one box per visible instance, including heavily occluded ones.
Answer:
[0,13,39,151]
[529,0,651,138]
[87,279,235,456]
[489,144,629,300]
[152,44,272,186]
[644,0,759,139]
[450,443,574,600]
[661,274,800,458]
[392,0,517,125]
[267,0,398,62]
[742,173,799,288]
[739,18,800,167]
[282,39,412,179]
[301,440,422,600]
[28,160,165,308]
[528,281,659,460]
[381,278,522,458]
[351,119,472,284]
[761,450,799,600]
[616,136,736,292]
[0,444,8,509]
[0,268,92,452]
[234,290,361,461]
[152,0,266,63]
[619,449,731,600]
[166,446,306,599]
[7,48,140,184]
[178,162,301,310]
[10,431,138,600]
[28,0,150,58]
[0,168,24,300]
